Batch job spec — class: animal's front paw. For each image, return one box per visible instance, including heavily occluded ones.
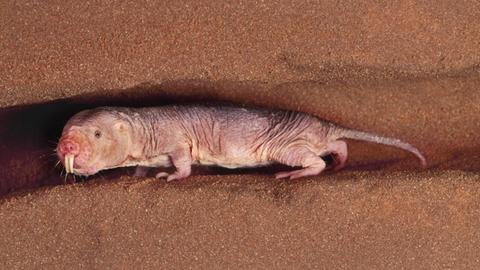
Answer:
[166,174,180,182]
[166,172,190,182]
[155,172,169,179]
[156,171,190,182]
[155,171,188,182]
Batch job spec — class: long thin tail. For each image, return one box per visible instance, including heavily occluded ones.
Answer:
[335,127,427,168]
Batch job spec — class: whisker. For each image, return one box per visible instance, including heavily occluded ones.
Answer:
[27,148,49,153]
[36,154,50,161]
[39,161,62,177]
[48,139,59,145]
[39,155,58,163]
[60,169,65,179]
[36,160,57,172]
[30,148,58,163]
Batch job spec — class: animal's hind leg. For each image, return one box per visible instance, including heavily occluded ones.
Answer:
[326,140,348,171]
[273,147,326,180]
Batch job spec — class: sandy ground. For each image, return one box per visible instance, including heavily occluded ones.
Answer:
[1,0,480,269]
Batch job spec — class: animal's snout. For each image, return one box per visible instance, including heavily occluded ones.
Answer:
[58,139,80,156]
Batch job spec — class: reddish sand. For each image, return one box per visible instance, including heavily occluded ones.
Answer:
[0,1,479,269]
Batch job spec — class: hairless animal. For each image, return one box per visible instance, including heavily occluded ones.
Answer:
[57,105,426,181]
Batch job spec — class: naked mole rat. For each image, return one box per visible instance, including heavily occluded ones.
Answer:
[56,105,426,181]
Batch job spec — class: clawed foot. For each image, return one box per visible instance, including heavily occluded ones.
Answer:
[155,172,169,179]
[275,165,326,180]
[155,171,189,182]
[275,170,313,180]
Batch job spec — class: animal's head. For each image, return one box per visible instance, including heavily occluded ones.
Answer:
[56,107,133,176]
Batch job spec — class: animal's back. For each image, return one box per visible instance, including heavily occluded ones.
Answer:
[163,105,329,168]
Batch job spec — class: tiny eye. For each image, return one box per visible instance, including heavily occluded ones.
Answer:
[94,130,101,138]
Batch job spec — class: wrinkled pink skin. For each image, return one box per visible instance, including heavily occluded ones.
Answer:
[57,105,425,181]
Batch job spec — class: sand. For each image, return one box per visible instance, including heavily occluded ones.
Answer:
[0,0,479,269]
